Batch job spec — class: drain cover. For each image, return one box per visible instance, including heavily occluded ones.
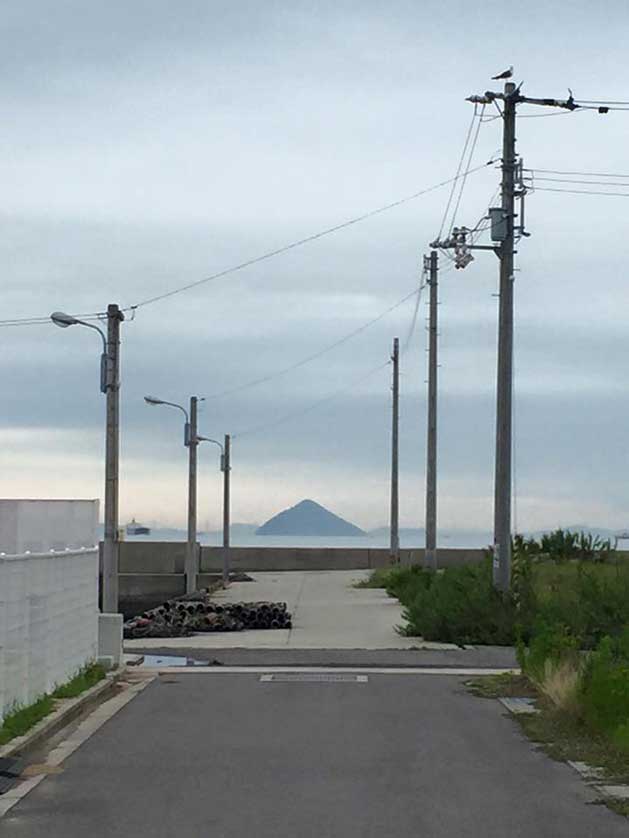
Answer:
[260,673,368,683]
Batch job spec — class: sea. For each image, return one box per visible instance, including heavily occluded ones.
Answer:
[118,527,494,550]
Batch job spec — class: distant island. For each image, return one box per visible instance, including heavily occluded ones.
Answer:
[256,499,366,537]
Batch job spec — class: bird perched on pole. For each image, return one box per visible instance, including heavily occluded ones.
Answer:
[492,65,513,80]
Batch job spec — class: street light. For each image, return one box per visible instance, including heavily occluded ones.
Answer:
[50,304,124,613]
[52,311,108,393]
[198,434,232,587]
[144,394,199,593]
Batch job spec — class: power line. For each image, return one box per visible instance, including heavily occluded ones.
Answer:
[577,99,629,105]
[448,105,486,236]
[233,360,391,440]
[533,186,629,197]
[0,312,106,329]
[526,167,629,179]
[210,285,422,400]
[130,161,496,311]
[437,107,479,240]
[526,175,629,188]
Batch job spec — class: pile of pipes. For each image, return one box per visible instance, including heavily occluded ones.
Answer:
[124,595,292,639]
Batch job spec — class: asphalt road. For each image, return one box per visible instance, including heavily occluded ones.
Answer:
[1,673,626,837]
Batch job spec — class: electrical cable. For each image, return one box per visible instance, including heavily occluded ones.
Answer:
[525,167,629,179]
[525,176,629,188]
[130,160,496,312]
[447,105,486,237]
[210,285,422,399]
[0,312,106,329]
[436,107,478,241]
[233,360,391,440]
[532,186,629,197]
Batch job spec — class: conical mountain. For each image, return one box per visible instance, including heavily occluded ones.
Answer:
[256,499,366,537]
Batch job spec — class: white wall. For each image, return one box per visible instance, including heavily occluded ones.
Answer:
[0,499,98,554]
[0,548,99,720]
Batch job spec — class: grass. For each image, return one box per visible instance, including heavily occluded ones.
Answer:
[52,663,106,699]
[0,696,56,746]
[0,663,107,747]
[467,672,629,818]
[354,567,394,589]
[466,673,537,699]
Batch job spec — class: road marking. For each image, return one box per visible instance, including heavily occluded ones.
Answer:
[147,666,519,676]
[260,673,369,683]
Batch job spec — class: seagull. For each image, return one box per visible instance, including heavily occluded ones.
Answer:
[492,65,513,80]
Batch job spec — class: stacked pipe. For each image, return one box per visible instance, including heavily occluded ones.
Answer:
[124,595,292,639]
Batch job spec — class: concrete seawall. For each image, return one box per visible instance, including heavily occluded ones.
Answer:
[101,542,487,617]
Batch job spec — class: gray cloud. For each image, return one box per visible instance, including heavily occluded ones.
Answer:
[1,1,628,530]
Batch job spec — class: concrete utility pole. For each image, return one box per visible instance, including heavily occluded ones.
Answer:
[429,77,578,590]
[390,337,400,563]
[222,433,231,586]
[425,252,439,570]
[102,304,124,613]
[186,396,199,594]
[492,82,517,592]
[51,304,124,612]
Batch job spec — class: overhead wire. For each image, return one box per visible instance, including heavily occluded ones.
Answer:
[0,312,107,329]
[210,285,422,400]
[525,176,629,188]
[129,160,496,312]
[233,360,391,440]
[525,167,629,178]
[447,105,486,237]
[436,107,479,241]
[531,186,629,197]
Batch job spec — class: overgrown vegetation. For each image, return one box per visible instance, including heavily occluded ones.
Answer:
[361,530,629,648]
[0,663,106,747]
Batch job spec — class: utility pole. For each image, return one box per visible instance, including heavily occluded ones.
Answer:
[428,77,594,590]
[186,395,199,594]
[425,252,439,570]
[492,81,517,592]
[390,337,400,563]
[222,433,231,586]
[102,303,124,613]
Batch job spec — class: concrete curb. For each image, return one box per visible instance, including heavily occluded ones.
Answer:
[0,672,155,819]
[0,668,125,761]
[499,700,629,809]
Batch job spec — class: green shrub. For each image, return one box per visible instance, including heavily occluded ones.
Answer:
[581,631,629,749]
[518,622,580,684]
[534,563,629,649]
[384,565,432,604]
[402,559,517,645]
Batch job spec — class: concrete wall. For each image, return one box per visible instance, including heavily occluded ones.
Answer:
[0,499,99,554]
[109,541,486,617]
[113,541,486,574]
[0,548,99,720]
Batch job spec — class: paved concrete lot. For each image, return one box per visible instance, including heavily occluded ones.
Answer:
[125,570,458,650]
[1,672,626,837]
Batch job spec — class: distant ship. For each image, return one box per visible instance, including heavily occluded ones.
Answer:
[126,519,151,536]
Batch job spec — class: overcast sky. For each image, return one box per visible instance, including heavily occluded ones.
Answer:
[1,1,628,532]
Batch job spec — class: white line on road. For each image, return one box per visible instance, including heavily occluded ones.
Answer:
[148,666,519,676]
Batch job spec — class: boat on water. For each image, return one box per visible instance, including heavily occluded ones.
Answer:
[126,518,151,536]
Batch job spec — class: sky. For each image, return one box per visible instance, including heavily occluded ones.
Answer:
[1,1,629,532]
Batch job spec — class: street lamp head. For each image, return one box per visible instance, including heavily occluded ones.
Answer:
[144,395,164,406]
[51,311,80,328]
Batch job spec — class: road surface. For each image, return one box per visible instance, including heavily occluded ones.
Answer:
[0,671,625,837]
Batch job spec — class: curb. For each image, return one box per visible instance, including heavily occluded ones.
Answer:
[0,667,126,761]
[499,699,629,808]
